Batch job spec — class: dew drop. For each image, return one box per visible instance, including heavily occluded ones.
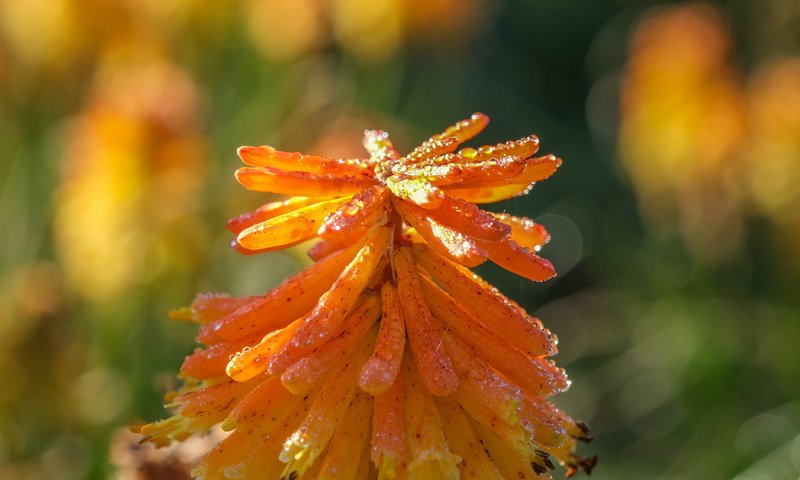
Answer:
[342,204,360,216]
[223,463,245,479]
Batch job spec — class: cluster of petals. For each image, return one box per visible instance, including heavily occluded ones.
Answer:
[136,113,595,479]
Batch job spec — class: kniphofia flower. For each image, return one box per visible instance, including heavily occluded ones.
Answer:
[136,113,595,479]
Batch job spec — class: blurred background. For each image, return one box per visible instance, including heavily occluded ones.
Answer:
[1,0,799,478]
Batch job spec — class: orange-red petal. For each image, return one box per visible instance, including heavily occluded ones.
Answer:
[236,166,375,197]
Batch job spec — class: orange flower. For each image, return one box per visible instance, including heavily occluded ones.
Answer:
[136,114,595,479]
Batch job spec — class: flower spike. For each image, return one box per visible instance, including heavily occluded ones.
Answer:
[138,113,593,479]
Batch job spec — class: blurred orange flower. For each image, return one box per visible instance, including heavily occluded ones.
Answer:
[137,114,594,478]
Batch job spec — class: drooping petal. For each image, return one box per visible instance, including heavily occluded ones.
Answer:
[403,357,461,479]
[436,396,506,480]
[359,283,406,396]
[280,335,374,478]
[224,375,295,430]
[394,246,459,397]
[411,243,556,356]
[138,378,255,448]
[316,390,373,479]
[292,226,391,348]
[371,370,406,479]
[196,389,314,479]
[471,422,550,480]
[198,242,362,344]
[181,334,262,380]
[172,378,258,424]
[418,274,561,397]
[280,297,380,394]
[443,335,522,424]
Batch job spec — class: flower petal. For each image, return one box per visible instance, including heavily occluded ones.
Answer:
[227,196,329,235]
[444,335,522,424]
[198,243,361,345]
[292,226,390,348]
[436,396,506,480]
[432,112,490,144]
[170,293,261,324]
[237,196,352,250]
[458,135,540,161]
[238,145,370,177]
[411,243,556,357]
[492,213,550,251]
[425,196,510,242]
[224,375,295,430]
[404,136,460,164]
[181,334,262,380]
[394,246,459,397]
[280,334,374,478]
[359,283,407,396]
[385,174,445,209]
[403,357,461,479]
[371,370,406,478]
[236,166,375,197]
[470,421,545,480]
[419,276,560,397]
[280,297,380,394]
[316,390,373,479]
[318,185,389,240]
[477,237,556,282]
[225,318,303,382]
[394,199,487,267]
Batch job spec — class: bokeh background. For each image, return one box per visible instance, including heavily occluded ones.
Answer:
[1,0,799,478]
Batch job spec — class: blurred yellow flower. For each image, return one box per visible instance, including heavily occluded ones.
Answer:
[741,59,800,219]
[53,44,208,302]
[740,59,800,276]
[619,3,747,260]
[619,3,800,266]
[137,114,594,478]
[243,0,485,63]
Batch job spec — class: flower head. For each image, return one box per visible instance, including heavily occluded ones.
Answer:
[136,113,595,479]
